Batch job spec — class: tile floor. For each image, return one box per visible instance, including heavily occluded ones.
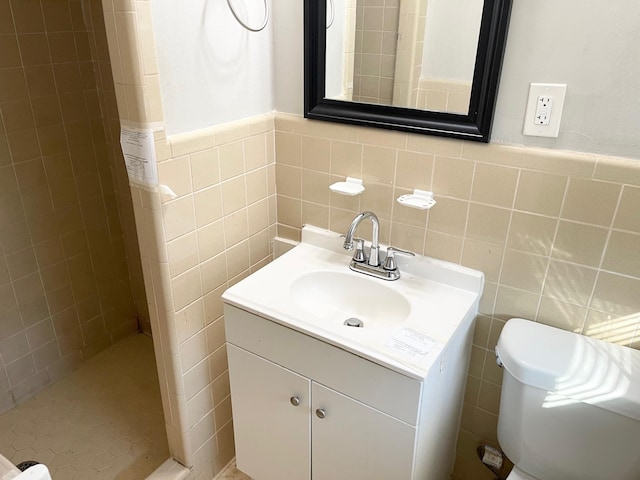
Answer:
[0,334,169,479]
[216,461,250,480]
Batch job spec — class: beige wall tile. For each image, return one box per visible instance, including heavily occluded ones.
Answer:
[245,167,268,205]
[197,220,225,262]
[167,232,199,278]
[389,222,426,253]
[223,209,249,248]
[275,131,301,166]
[175,300,205,346]
[500,250,547,294]
[602,230,640,278]
[247,198,271,236]
[194,186,223,228]
[218,141,244,181]
[561,178,621,226]
[427,197,468,236]
[543,260,597,306]
[362,145,396,185]
[424,231,463,263]
[190,149,220,192]
[277,195,302,228]
[244,134,267,171]
[395,150,433,190]
[613,186,640,233]
[493,286,539,321]
[361,183,394,220]
[537,297,587,333]
[466,204,510,246]
[433,156,474,199]
[461,239,503,283]
[162,196,196,241]
[301,170,331,205]
[471,164,518,208]
[591,272,640,317]
[330,140,363,177]
[507,212,557,256]
[220,177,246,216]
[171,267,202,313]
[551,221,608,267]
[226,240,250,279]
[302,202,330,230]
[158,155,192,199]
[583,309,638,346]
[200,253,227,296]
[301,136,330,172]
[514,170,567,216]
[275,164,301,198]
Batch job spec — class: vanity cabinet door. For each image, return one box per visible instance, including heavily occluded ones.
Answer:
[311,383,416,480]
[227,344,311,480]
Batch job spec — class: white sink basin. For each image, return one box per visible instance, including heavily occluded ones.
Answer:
[222,226,484,379]
[291,270,411,328]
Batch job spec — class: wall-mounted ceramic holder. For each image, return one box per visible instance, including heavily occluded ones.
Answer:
[329,177,365,196]
[397,189,436,210]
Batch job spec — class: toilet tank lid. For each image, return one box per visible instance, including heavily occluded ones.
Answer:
[496,318,640,422]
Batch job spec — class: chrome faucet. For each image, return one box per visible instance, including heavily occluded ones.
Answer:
[343,211,381,267]
[343,211,414,280]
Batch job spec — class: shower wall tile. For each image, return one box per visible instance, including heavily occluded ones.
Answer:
[125,114,276,475]
[0,0,146,415]
[273,113,640,480]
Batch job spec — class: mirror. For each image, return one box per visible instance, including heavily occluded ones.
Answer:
[305,0,513,142]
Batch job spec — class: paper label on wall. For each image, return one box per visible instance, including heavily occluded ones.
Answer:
[120,127,158,186]
[385,327,439,361]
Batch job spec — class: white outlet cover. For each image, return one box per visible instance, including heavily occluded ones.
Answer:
[523,83,567,138]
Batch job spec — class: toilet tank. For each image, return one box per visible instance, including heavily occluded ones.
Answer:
[495,318,640,480]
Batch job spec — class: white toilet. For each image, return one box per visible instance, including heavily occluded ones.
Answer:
[495,318,640,480]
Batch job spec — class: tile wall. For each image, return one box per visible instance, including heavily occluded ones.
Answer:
[130,116,276,478]
[352,0,400,105]
[273,112,640,479]
[416,78,471,115]
[101,1,640,478]
[392,0,426,108]
[0,0,145,414]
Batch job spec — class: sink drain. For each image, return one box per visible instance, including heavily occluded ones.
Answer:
[344,318,364,328]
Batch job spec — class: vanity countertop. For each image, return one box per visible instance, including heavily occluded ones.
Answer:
[223,226,484,380]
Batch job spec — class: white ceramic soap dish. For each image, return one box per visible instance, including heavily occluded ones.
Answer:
[329,177,365,196]
[397,189,436,210]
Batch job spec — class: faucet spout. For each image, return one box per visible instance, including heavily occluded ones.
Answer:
[343,211,380,266]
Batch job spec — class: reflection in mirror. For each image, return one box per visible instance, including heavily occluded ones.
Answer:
[325,0,484,114]
[306,0,513,142]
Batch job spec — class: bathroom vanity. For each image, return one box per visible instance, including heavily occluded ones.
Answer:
[222,226,484,480]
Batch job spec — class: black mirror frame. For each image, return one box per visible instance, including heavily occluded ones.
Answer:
[304,0,513,143]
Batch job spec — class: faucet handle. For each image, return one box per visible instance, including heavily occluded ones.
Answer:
[382,246,415,271]
[352,238,367,263]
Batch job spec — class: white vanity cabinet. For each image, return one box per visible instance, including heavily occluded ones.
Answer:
[225,304,473,480]
[228,345,415,480]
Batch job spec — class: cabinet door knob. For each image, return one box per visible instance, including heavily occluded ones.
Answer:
[315,408,326,419]
[290,396,301,406]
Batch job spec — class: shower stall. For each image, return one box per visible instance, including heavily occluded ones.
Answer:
[0,0,166,476]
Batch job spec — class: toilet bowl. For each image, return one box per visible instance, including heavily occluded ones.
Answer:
[506,465,539,480]
[495,318,640,480]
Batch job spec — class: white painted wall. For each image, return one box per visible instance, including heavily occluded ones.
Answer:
[149,0,640,158]
[150,0,274,135]
[273,0,304,115]
[421,0,483,83]
[492,0,640,158]
[272,0,640,159]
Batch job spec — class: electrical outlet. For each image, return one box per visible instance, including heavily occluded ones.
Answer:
[523,84,567,137]
[534,96,553,125]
